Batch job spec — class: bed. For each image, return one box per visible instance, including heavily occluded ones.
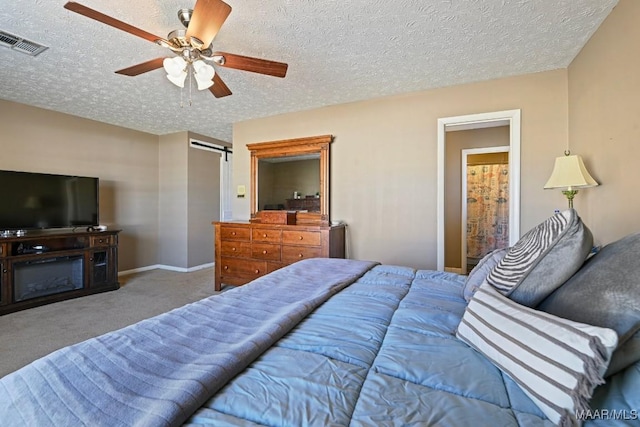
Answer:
[1,210,639,426]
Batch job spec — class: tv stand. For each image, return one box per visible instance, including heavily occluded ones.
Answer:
[0,230,120,315]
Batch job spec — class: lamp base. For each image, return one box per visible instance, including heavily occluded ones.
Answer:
[561,189,578,209]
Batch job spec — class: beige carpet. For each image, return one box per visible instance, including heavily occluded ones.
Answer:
[0,267,224,378]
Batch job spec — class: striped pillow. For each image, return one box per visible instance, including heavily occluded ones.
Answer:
[486,209,592,306]
[463,247,509,302]
[456,283,618,426]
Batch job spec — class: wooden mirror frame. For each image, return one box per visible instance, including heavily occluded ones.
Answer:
[248,134,332,226]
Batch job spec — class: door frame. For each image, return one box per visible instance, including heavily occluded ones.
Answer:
[461,146,510,274]
[437,109,521,271]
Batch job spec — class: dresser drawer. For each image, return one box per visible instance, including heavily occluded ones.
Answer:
[220,226,251,241]
[90,235,113,247]
[220,241,251,258]
[219,257,267,278]
[251,243,281,261]
[282,230,321,246]
[267,262,285,274]
[282,245,322,263]
[252,228,282,243]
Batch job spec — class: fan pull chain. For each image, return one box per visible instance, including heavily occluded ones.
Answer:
[189,67,193,107]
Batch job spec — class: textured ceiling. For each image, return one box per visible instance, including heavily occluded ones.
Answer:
[0,0,618,142]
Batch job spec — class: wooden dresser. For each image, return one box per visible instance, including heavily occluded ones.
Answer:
[213,221,346,291]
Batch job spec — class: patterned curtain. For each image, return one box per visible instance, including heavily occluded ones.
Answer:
[467,164,509,260]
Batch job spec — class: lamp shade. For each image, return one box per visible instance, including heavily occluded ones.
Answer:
[163,56,188,88]
[163,56,187,76]
[544,154,598,190]
[192,60,215,90]
[166,71,187,88]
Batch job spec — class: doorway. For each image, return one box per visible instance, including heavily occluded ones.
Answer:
[220,152,233,221]
[462,147,510,273]
[189,138,233,221]
[436,109,521,271]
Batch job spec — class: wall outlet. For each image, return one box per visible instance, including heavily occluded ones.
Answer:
[237,185,246,198]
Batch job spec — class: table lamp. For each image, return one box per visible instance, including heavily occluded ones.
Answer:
[544,151,598,209]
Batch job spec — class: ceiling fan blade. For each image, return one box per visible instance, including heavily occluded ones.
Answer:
[186,0,232,49]
[115,58,165,76]
[64,2,163,44]
[214,52,288,78]
[209,73,232,98]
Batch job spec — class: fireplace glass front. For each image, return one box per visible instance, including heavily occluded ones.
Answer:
[13,255,84,302]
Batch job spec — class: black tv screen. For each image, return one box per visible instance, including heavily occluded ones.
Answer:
[0,170,99,231]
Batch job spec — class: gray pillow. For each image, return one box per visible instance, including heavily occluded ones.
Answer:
[486,209,593,307]
[538,232,640,377]
[463,247,509,302]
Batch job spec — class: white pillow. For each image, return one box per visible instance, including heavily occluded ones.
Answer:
[456,282,618,426]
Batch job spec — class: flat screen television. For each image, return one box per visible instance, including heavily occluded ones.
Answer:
[0,170,99,231]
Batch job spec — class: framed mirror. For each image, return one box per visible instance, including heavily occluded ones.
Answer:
[248,135,332,226]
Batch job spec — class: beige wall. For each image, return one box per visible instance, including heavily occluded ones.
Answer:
[233,0,639,268]
[0,101,226,272]
[233,0,638,267]
[2,0,634,273]
[445,126,510,269]
[158,132,189,267]
[233,70,568,269]
[568,0,640,247]
[0,100,159,271]
[159,132,227,269]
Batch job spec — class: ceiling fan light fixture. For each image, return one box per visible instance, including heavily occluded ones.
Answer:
[163,56,187,76]
[62,1,286,100]
[193,60,215,90]
[195,77,214,90]
[166,70,187,88]
[163,56,188,88]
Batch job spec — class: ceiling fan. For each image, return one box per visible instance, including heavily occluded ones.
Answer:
[63,1,288,98]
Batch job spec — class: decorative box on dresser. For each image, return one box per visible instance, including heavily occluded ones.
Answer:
[213,221,346,291]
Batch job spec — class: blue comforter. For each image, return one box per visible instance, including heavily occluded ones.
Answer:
[1,259,638,426]
[0,258,377,426]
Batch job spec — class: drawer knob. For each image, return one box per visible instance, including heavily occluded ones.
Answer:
[254,269,260,274]
[231,232,236,236]
[299,236,303,240]
[262,233,267,238]
[223,265,229,270]
[262,250,268,254]
[232,247,236,251]
[298,253,303,258]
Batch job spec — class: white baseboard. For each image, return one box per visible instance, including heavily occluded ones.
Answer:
[118,262,214,277]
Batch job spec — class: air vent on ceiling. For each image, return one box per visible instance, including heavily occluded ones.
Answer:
[0,30,48,56]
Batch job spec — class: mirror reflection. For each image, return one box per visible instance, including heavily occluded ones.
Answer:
[258,154,321,212]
